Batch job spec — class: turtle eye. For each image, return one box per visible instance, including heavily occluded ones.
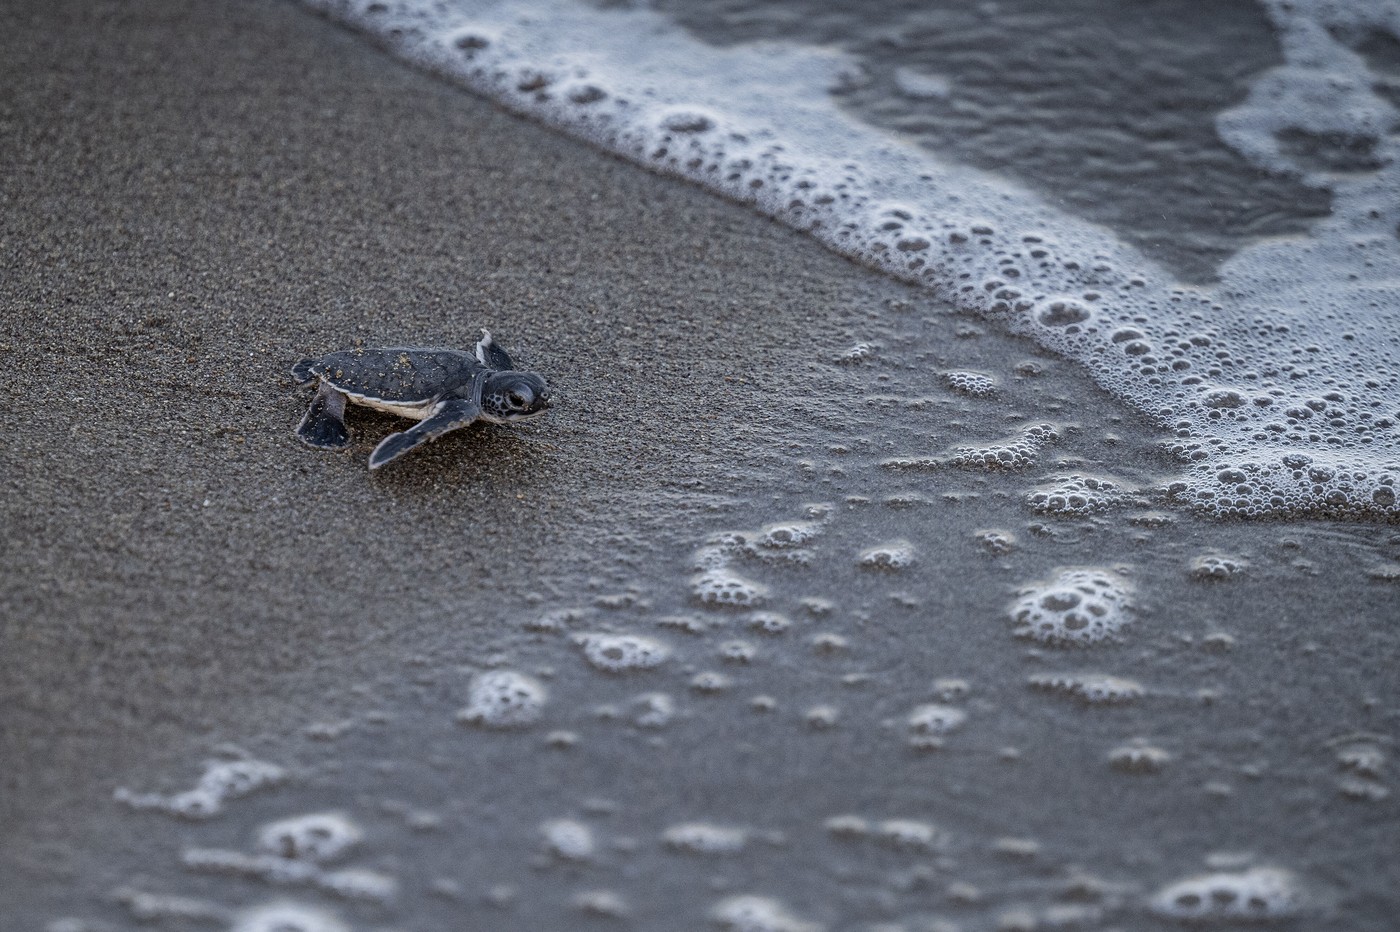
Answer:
[508,390,530,408]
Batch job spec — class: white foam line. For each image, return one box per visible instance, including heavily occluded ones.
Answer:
[300,0,1400,517]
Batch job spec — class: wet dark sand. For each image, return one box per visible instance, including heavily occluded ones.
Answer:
[4,1,1399,929]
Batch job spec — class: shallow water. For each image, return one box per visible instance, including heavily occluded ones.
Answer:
[303,0,1400,518]
[651,0,1330,284]
[5,1,1399,931]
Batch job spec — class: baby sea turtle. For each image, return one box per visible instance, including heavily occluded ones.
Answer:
[291,330,551,470]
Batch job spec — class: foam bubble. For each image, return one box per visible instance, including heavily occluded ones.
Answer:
[457,671,548,728]
[114,758,286,820]
[690,671,733,693]
[1108,740,1172,774]
[945,425,1059,472]
[710,895,824,932]
[541,818,595,861]
[893,66,950,100]
[525,606,592,632]
[1149,867,1300,922]
[750,695,778,713]
[906,704,967,750]
[943,370,997,396]
[694,543,735,572]
[573,890,631,918]
[1028,672,1144,704]
[305,0,1400,519]
[749,521,825,551]
[663,822,748,854]
[1338,775,1390,802]
[630,692,675,728]
[857,540,917,570]
[181,848,397,902]
[823,814,870,838]
[719,640,757,663]
[256,813,362,863]
[314,867,398,901]
[657,613,721,634]
[748,612,792,635]
[692,570,768,608]
[1189,553,1248,580]
[1026,475,1139,516]
[545,730,579,750]
[1010,569,1133,646]
[835,342,877,364]
[975,529,1016,555]
[574,632,671,672]
[873,819,942,851]
[229,902,350,932]
[113,888,225,924]
[1336,740,1385,778]
[1334,739,1389,801]
[183,848,318,885]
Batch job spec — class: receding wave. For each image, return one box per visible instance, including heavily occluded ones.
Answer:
[301,0,1400,519]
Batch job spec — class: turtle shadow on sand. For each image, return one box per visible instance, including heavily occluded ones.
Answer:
[291,329,553,471]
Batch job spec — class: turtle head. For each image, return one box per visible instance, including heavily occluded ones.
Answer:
[480,370,552,424]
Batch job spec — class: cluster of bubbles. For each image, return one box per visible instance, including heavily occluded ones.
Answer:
[1189,552,1248,580]
[856,540,917,570]
[824,814,945,851]
[942,369,997,397]
[1332,737,1390,802]
[1149,866,1300,922]
[457,669,549,728]
[692,541,771,608]
[230,902,349,932]
[1009,569,1133,645]
[662,822,749,855]
[305,0,1400,518]
[1026,474,1140,517]
[904,703,968,751]
[1026,672,1144,705]
[114,757,286,820]
[710,895,823,932]
[539,818,596,861]
[182,811,395,902]
[94,760,380,931]
[1107,739,1173,775]
[691,511,830,605]
[944,424,1059,472]
[573,632,671,672]
[75,485,1354,930]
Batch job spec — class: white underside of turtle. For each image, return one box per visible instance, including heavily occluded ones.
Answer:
[344,392,437,421]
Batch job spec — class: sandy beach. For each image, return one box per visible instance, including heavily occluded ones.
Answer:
[3,1,1398,929]
[0,0,929,915]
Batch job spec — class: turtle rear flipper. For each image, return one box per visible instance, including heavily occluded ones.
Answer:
[369,397,481,470]
[297,383,351,449]
[290,357,319,385]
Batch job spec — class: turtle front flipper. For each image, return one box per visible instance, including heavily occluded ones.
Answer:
[297,382,351,449]
[474,329,516,371]
[368,397,481,470]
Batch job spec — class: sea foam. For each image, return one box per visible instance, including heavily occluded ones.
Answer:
[303,0,1400,518]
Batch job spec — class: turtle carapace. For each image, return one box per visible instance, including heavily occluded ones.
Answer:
[291,330,551,470]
